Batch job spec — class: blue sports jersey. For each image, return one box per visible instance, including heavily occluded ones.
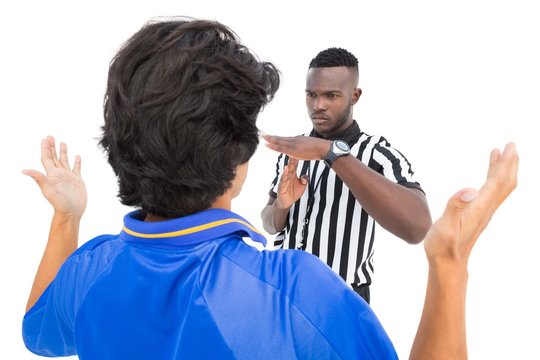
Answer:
[23,208,397,359]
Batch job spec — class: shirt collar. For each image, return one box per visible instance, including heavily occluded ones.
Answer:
[119,208,267,247]
[310,119,361,146]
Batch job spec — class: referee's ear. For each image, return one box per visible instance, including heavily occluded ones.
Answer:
[352,88,362,104]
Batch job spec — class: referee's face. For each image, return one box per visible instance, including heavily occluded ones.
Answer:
[305,66,360,138]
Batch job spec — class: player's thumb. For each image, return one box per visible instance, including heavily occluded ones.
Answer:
[442,188,479,219]
[22,169,46,188]
[458,188,479,204]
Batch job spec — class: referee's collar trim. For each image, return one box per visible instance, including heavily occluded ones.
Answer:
[120,208,267,247]
[310,119,361,145]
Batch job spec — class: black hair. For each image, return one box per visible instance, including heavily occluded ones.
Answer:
[309,47,358,69]
[99,17,280,218]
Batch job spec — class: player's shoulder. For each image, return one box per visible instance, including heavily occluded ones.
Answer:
[266,249,351,295]
[71,234,123,258]
[61,234,124,277]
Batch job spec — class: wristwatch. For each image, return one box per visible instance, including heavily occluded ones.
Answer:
[324,139,350,168]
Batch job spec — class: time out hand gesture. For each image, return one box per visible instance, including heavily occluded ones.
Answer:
[275,157,309,209]
[262,133,330,161]
[263,133,329,209]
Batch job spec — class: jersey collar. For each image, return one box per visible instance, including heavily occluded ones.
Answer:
[119,208,267,247]
[311,119,361,145]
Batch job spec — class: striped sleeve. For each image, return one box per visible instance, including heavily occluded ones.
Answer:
[369,136,424,193]
[268,153,288,198]
[268,153,288,249]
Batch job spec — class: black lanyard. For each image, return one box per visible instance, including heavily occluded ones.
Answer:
[300,160,325,249]
[297,120,361,249]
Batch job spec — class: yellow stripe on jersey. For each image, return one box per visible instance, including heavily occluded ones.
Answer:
[123,218,262,239]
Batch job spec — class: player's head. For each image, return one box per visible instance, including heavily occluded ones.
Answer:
[100,17,280,218]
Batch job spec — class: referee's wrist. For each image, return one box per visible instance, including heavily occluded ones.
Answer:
[324,139,351,168]
[321,140,333,160]
[274,197,291,211]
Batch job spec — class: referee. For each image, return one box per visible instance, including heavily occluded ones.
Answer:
[261,47,432,303]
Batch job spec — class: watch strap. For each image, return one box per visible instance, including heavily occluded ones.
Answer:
[324,149,339,168]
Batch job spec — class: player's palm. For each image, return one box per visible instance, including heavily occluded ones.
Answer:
[424,143,518,266]
[24,136,87,219]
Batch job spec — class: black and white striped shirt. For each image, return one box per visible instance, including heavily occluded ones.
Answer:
[268,121,423,287]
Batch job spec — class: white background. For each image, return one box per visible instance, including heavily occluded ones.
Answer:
[1,1,538,359]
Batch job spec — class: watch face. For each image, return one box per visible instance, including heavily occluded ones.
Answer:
[336,140,349,151]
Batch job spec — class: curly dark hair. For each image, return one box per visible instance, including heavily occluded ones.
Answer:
[99,17,280,218]
[309,47,358,69]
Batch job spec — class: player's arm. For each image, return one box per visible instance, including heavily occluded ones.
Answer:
[24,136,87,311]
[409,142,518,359]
